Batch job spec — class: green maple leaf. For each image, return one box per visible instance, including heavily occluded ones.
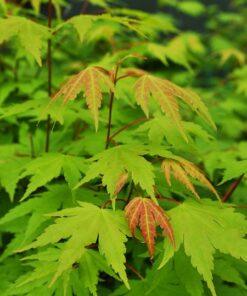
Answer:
[220,160,247,184]
[0,185,70,247]
[18,202,130,288]
[75,145,155,198]
[0,157,28,201]
[10,247,116,296]
[116,261,190,296]
[0,16,50,65]
[137,113,211,147]
[160,199,247,296]
[214,257,246,289]
[174,248,203,296]
[178,1,205,16]
[0,99,43,120]
[147,42,191,70]
[7,252,84,295]
[111,8,177,37]
[65,15,94,42]
[20,153,87,200]
[58,14,143,43]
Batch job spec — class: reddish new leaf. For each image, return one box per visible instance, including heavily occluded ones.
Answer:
[125,197,175,258]
[52,66,114,130]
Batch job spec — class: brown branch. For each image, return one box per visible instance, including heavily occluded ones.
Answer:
[45,0,53,153]
[101,198,127,209]
[105,64,119,149]
[81,0,89,14]
[154,186,181,204]
[109,117,148,143]
[125,262,144,280]
[156,195,181,204]
[222,174,244,203]
[116,74,131,82]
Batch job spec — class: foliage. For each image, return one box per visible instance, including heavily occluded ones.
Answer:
[125,197,174,257]
[0,0,246,296]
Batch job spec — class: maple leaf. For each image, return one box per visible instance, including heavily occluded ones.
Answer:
[18,202,130,288]
[111,8,176,37]
[134,74,215,140]
[0,185,70,248]
[52,66,114,130]
[9,247,116,296]
[174,248,204,296]
[160,199,247,296]
[125,197,174,258]
[0,16,50,65]
[137,113,211,146]
[161,156,219,200]
[220,160,247,184]
[75,145,155,199]
[58,14,143,43]
[0,157,28,201]
[219,48,245,66]
[19,153,87,201]
[214,256,246,289]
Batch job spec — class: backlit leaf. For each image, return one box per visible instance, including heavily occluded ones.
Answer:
[161,156,219,200]
[0,16,49,65]
[125,197,174,257]
[52,66,114,130]
[75,145,155,199]
[18,202,130,288]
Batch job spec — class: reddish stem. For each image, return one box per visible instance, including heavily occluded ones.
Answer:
[222,174,244,203]
[101,198,127,209]
[125,262,144,280]
[109,117,148,143]
[156,195,181,204]
[105,65,119,149]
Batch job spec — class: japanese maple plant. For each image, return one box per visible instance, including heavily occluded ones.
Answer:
[0,0,246,295]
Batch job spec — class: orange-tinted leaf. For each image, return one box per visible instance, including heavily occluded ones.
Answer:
[125,197,174,258]
[121,67,147,78]
[134,74,216,141]
[140,200,156,256]
[52,66,114,130]
[114,173,128,196]
[145,199,175,247]
[161,157,219,200]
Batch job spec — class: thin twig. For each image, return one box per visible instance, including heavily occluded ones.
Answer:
[105,64,119,149]
[222,174,244,203]
[81,0,89,14]
[109,117,148,143]
[125,262,144,280]
[126,181,134,203]
[29,133,35,158]
[45,0,53,153]
[101,198,127,209]
[154,186,181,204]
[156,195,181,204]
